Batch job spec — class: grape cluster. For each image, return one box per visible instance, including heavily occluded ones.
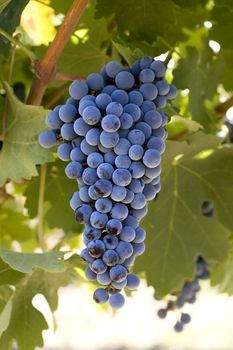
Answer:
[157,256,209,332]
[38,56,177,308]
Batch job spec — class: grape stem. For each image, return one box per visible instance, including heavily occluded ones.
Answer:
[27,0,89,105]
[27,0,89,251]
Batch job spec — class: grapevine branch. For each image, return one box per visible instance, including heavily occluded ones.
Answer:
[27,0,89,251]
[27,0,89,106]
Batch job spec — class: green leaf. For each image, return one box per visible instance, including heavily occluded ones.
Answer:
[0,201,36,247]
[135,133,232,297]
[210,6,233,50]
[0,0,11,13]
[211,239,233,295]
[0,255,80,349]
[57,3,109,76]
[25,160,83,234]
[0,286,14,338]
[173,45,224,130]
[0,83,54,186]
[0,0,29,55]
[95,0,208,54]
[0,249,66,273]
[166,115,203,140]
[49,0,73,14]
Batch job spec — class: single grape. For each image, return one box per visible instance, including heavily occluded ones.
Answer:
[128,90,144,106]
[115,155,131,169]
[133,227,146,243]
[82,168,98,185]
[73,118,90,136]
[111,203,129,221]
[112,169,132,186]
[110,264,128,283]
[80,248,94,264]
[132,242,145,256]
[93,288,109,304]
[140,56,153,69]
[90,211,108,229]
[120,226,136,242]
[57,143,72,161]
[106,102,123,116]
[86,73,104,91]
[128,129,145,146]
[80,139,98,155]
[120,112,134,129]
[95,198,112,213]
[46,110,63,130]
[166,84,178,99]
[100,131,119,148]
[111,89,129,105]
[102,249,119,266]
[85,267,97,281]
[97,271,111,285]
[143,149,161,168]
[114,138,131,155]
[150,60,166,78]
[130,193,146,210]
[86,128,101,146]
[70,146,86,163]
[82,106,101,125]
[144,110,162,129]
[101,114,121,132]
[104,151,117,164]
[59,103,77,122]
[135,122,152,140]
[69,80,88,100]
[105,61,122,78]
[60,123,77,140]
[140,83,158,100]
[95,93,112,109]
[97,163,114,179]
[156,79,170,95]
[65,161,83,179]
[106,218,122,235]
[88,239,105,258]
[111,185,127,202]
[79,186,91,203]
[91,259,107,274]
[94,179,112,197]
[123,104,141,122]
[115,71,135,90]
[129,161,145,179]
[84,226,101,240]
[157,308,167,319]
[103,234,119,249]
[126,274,140,290]
[38,130,57,148]
[75,204,92,223]
[87,152,104,168]
[109,293,125,308]
[139,68,155,83]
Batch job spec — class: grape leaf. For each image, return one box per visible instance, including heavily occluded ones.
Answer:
[0,202,36,247]
[0,249,65,273]
[210,6,233,50]
[211,239,233,295]
[95,0,207,54]
[135,133,232,297]
[0,286,14,338]
[173,46,224,130]
[25,160,83,234]
[57,4,109,76]
[0,0,11,13]
[0,0,29,55]
[0,255,81,349]
[0,83,54,186]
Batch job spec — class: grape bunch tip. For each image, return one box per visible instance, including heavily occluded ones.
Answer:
[38,56,177,309]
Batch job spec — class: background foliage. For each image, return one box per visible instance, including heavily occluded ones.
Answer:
[0,0,233,349]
